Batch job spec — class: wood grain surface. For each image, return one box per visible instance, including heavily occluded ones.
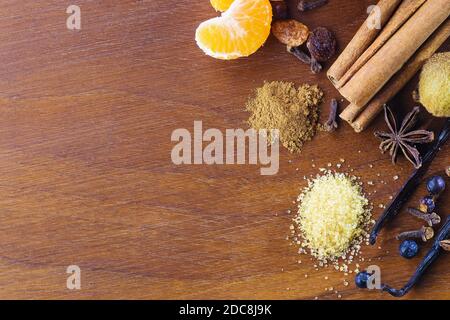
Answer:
[0,0,448,300]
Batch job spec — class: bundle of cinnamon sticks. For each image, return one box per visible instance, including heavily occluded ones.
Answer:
[327,0,450,132]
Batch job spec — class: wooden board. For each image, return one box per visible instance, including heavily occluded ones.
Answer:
[0,0,448,300]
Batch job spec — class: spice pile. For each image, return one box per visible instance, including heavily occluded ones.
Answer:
[246,81,323,153]
[293,170,372,272]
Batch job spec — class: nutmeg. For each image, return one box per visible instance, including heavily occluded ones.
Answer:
[271,19,309,47]
[418,52,450,117]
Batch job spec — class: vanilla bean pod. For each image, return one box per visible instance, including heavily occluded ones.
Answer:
[370,119,450,245]
[382,215,450,297]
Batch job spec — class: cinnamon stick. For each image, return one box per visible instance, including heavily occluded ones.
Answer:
[327,0,401,87]
[339,0,450,108]
[335,0,427,90]
[339,103,364,125]
[350,20,450,132]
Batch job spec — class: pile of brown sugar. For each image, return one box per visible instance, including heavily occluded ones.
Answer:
[246,81,323,153]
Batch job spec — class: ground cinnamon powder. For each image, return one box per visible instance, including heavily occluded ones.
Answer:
[246,81,323,153]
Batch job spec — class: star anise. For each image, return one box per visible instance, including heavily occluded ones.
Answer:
[374,105,434,169]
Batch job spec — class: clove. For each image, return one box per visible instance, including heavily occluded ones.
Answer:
[396,226,434,242]
[288,46,323,73]
[298,0,328,12]
[370,119,450,245]
[446,166,450,177]
[383,216,450,297]
[406,207,441,226]
[270,0,289,20]
[310,57,322,74]
[440,240,450,251]
[323,99,338,132]
[288,46,310,63]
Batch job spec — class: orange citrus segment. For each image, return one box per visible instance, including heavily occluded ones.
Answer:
[196,0,272,60]
[210,0,235,12]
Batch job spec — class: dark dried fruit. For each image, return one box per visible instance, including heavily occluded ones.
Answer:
[399,240,419,259]
[272,19,309,47]
[270,1,289,20]
[298,0,328,12]
[306,27,336,62]
[355,271,371,289]
[426,175,446,195]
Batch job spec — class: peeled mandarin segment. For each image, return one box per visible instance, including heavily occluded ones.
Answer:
[210,0,235,12]
[196,0,272,60]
